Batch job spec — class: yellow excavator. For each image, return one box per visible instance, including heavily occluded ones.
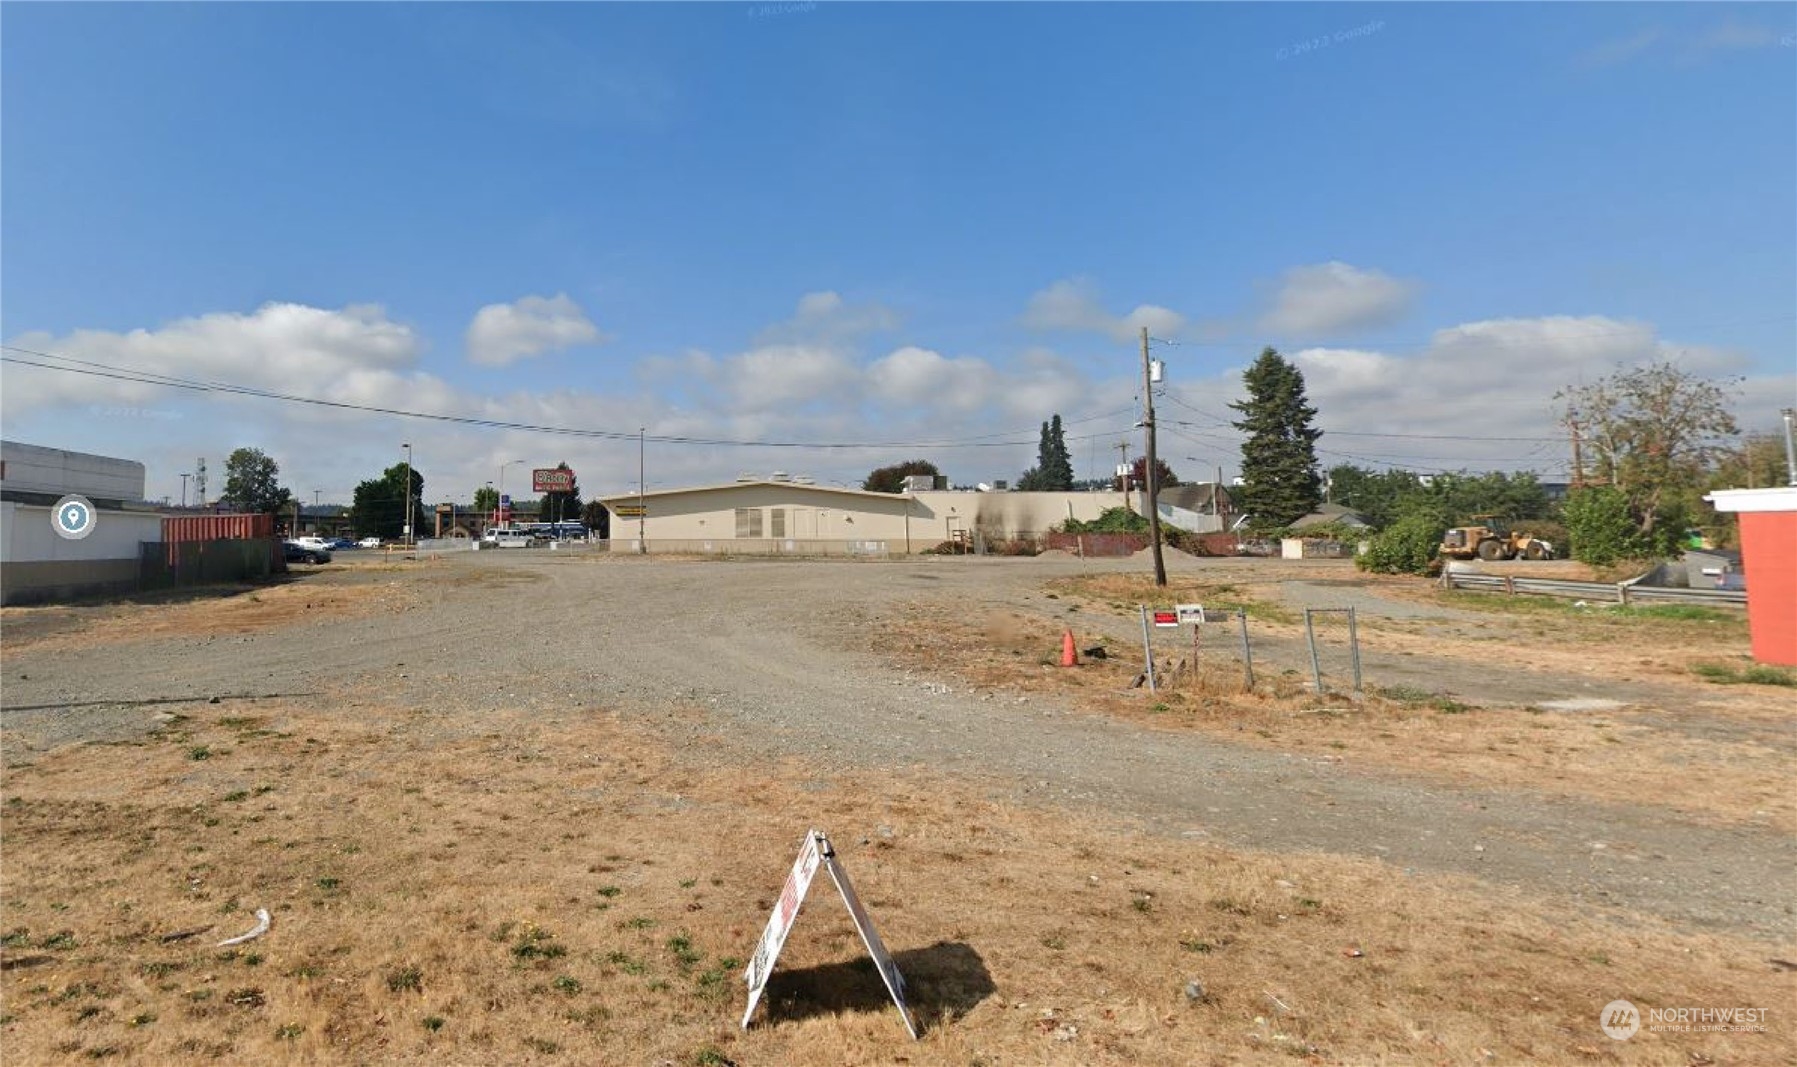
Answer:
[1438,519,1555,562]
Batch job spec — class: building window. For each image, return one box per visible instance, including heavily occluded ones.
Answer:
[769,508,786,538]
[734,507,763,538]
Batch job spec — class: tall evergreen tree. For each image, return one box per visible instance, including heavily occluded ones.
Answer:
[1229,347,1323,527]
[1020,415,1075,491]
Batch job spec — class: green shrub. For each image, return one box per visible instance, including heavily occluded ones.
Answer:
[1357,512,1447,574]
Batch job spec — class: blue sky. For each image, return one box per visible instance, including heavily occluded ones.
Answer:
[4,2,1793,504]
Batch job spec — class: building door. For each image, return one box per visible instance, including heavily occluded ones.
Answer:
[792,508,817,539]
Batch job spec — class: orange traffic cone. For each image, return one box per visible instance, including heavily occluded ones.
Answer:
[1060,629,1078,667]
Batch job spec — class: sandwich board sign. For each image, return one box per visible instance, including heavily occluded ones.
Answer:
[741,829,918,1039]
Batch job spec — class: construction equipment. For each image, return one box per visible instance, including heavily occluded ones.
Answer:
[1438,519,1555,562]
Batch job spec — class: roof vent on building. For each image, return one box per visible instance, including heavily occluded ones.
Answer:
[736,473,756,482]
[769,471,792,482]
[793,476,815,485]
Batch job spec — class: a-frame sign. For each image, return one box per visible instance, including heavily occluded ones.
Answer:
[741,829,919,1039]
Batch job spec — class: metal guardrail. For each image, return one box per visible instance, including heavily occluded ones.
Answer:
[1442,571,1748,606]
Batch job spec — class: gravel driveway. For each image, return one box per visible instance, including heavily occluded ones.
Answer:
[4,551,1791,942]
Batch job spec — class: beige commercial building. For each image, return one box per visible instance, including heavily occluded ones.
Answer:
[596,478,1131,556]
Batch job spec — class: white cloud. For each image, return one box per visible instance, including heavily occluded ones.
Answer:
[1259,261,1417,337]
[753,290,899,347]
[1579,27,1664,68]
[465,293,605,366]
[1020,278,1188,343]
[868,346,999,409]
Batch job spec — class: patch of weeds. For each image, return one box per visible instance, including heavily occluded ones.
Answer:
[187,746,212,761]
[274,1023,303,1040]
[524,1037,561,1055]
[1431,696,1473,714]
[1151,703,1171,713]
[286,964,321,979]
[1130,895,1153,914]
[695,968,729,999]
[606,951,648,976]
[694,1046,737,1067]
[646,979,671,992]
[242,953,263,967]
[551,975,583,995]
[667,933,702,969]
[565,1005,610,1029]
[625,916,656,930]
[1178,936,1215,954]
[314,877,341,892]
[510,924,566,961]
[1210,897,1253,917]
[186,989,214,1003]
[1692,661,1797,687]
[222,790,249,803]
[253,784,276,796]
[226,987,266,1008]
[1297,898,1322,910]
[83,1045,120,1059]
[422,1015,445,1032]
[40,930,77,951]
[74,1004,105,1022]
[595,885,622,899]
[2,927,30,947]
[386,966,423,993]
[717,956,741,970]
[129,1012,157,1027]
[1041,934,1066,950]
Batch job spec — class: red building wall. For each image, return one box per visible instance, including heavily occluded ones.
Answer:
[1737,510,1797,667]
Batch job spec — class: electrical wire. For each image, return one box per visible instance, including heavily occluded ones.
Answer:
[1,344,1137,453]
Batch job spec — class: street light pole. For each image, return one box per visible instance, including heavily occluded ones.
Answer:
[498,459,526,528]
[402,443,413,545]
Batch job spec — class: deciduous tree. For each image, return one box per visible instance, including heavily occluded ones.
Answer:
[1558,362,1738,546]
[863,459,942,493]
[219,447,292,515]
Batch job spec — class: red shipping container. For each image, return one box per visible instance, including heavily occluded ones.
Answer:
[162,513,274,543]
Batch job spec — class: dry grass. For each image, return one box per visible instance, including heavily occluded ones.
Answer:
[878,575,1795,835]
[1,579,419,654]
[1,697,1788,1066]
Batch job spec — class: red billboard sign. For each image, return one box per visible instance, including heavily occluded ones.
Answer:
[533,468,575,493]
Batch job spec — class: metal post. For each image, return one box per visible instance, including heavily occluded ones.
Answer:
[1138,605,1157,692]
[1304,608,1324,694]
[402,442,413,545]
[1782,408,1797,487]
[1237,610,1254,690]
[1191,621,1201,688]
[1346,606,1362,695]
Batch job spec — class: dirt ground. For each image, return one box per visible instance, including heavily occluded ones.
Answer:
[2,550,1792,1065]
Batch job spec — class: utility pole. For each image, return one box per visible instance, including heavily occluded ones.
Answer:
[1568,408,1586,490]
[1115,441,1132,496]
[402,443,413,544]
[1141,327,1167,587]
[638,427,647,553]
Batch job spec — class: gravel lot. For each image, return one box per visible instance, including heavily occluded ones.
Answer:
[5,550,1792,942]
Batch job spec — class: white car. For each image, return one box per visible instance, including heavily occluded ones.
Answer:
[482,528,538,548]
[290,536,331,551]
[357,537,383,549]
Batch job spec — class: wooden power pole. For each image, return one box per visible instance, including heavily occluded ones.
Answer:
[1141,327,1167,587]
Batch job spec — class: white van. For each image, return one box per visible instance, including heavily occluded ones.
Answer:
[482,528,537,549]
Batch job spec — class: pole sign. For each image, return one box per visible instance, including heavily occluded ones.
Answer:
[1176,603,1207,625]
[742,830,917,1039]
[532,468,575,493]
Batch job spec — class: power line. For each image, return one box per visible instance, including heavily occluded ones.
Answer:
[1,344,1136,453]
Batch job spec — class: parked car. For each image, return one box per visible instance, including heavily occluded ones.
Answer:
[357,537,383,549]
[327,537,357,550]
[284,540,332,564]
